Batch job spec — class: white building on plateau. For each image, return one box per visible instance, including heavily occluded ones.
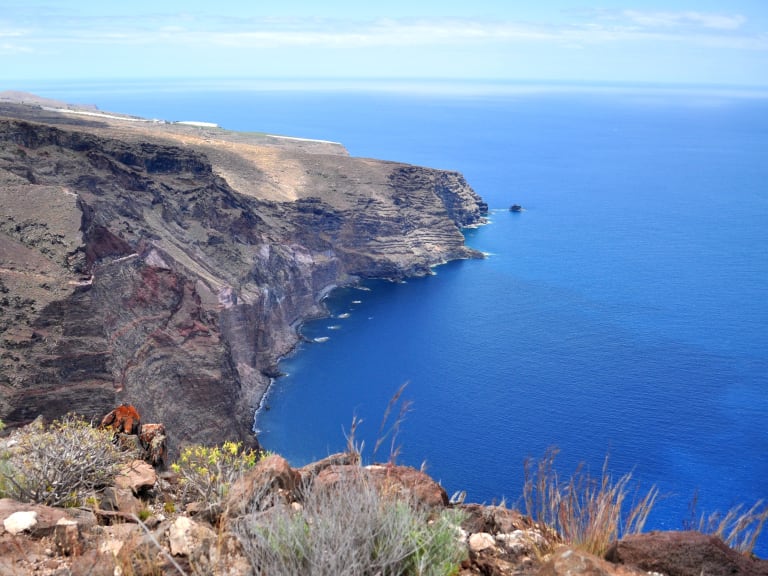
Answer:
[175,121,219,128]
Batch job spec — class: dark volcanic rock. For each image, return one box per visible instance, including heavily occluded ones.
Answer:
[605,531,768,576]
[459,504,534,535]
[0,102,487,456]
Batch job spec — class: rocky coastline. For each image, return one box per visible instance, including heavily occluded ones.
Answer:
[0,94,488,457]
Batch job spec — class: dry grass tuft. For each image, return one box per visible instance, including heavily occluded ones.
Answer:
[343,381,413,466]
[372,381,413,465]
[523,448,659,557]
[690,496,768,556]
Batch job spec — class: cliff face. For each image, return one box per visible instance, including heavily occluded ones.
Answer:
[0,101,487,455]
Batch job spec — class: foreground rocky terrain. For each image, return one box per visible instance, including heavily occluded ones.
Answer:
[1,444,765,576]
[0,93,487,456]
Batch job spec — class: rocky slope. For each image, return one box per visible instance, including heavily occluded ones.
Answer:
[1,449,765,576]
[0,97,487,456]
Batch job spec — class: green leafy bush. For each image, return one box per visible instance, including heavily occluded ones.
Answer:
[171,441,260,513]
[232,469,466,576]
[0,414,125,506]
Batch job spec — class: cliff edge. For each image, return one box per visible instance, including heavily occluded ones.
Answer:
[0,96,487,455]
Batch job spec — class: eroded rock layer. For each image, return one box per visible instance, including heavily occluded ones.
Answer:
[0,100,487,455]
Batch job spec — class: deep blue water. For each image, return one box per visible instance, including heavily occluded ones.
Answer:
[28,81,768,553]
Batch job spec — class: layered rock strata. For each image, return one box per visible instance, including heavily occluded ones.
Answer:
[0,99,487,455]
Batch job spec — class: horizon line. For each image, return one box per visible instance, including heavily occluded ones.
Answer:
[6,77,768,98]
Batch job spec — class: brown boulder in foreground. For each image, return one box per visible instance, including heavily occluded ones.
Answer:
[314,463,449,508]
[605,530,768,576]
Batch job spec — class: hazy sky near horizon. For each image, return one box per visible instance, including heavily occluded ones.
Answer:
[3,1,768,87]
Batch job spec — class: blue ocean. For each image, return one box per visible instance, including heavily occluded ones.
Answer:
[32,81,768,553]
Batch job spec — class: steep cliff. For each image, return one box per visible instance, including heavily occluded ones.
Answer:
[0,99,487,455]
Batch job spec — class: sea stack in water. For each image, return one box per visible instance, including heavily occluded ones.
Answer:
[509,204,523,212]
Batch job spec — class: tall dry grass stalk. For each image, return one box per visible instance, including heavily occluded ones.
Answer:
[695,499,768,556]
[343,382,413,465]
[343,413,364,460]
[523,448,659,556]
[372,381,413,464]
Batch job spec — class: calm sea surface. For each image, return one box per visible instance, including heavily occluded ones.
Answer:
[31,81,768,553]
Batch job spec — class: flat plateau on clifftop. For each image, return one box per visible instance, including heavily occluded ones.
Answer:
[0,92,487,455]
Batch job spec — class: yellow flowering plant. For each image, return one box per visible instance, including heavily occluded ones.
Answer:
[171,441,260,514]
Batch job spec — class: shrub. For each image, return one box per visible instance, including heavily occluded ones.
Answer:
[171,441,260,513]
[523,448,659,556]
[0,414,125,506]
[0,456,13,499]
[232,468,466,576]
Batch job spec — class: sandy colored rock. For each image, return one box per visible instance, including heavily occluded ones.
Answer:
[539,548,648,576]
[0,499,69,536]
[469,532,497,553]
[169,516,195,556]
[225,454,301,517]
[114,459,158,494]
[3,510,37,535]
[496,529,548,555]
[168,515,216,557]
[100,486,142,516]
[99,523,144,558]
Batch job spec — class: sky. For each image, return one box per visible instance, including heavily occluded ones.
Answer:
[2,1,768,88]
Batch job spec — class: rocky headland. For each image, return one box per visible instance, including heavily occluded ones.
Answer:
[0,93,487,457]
